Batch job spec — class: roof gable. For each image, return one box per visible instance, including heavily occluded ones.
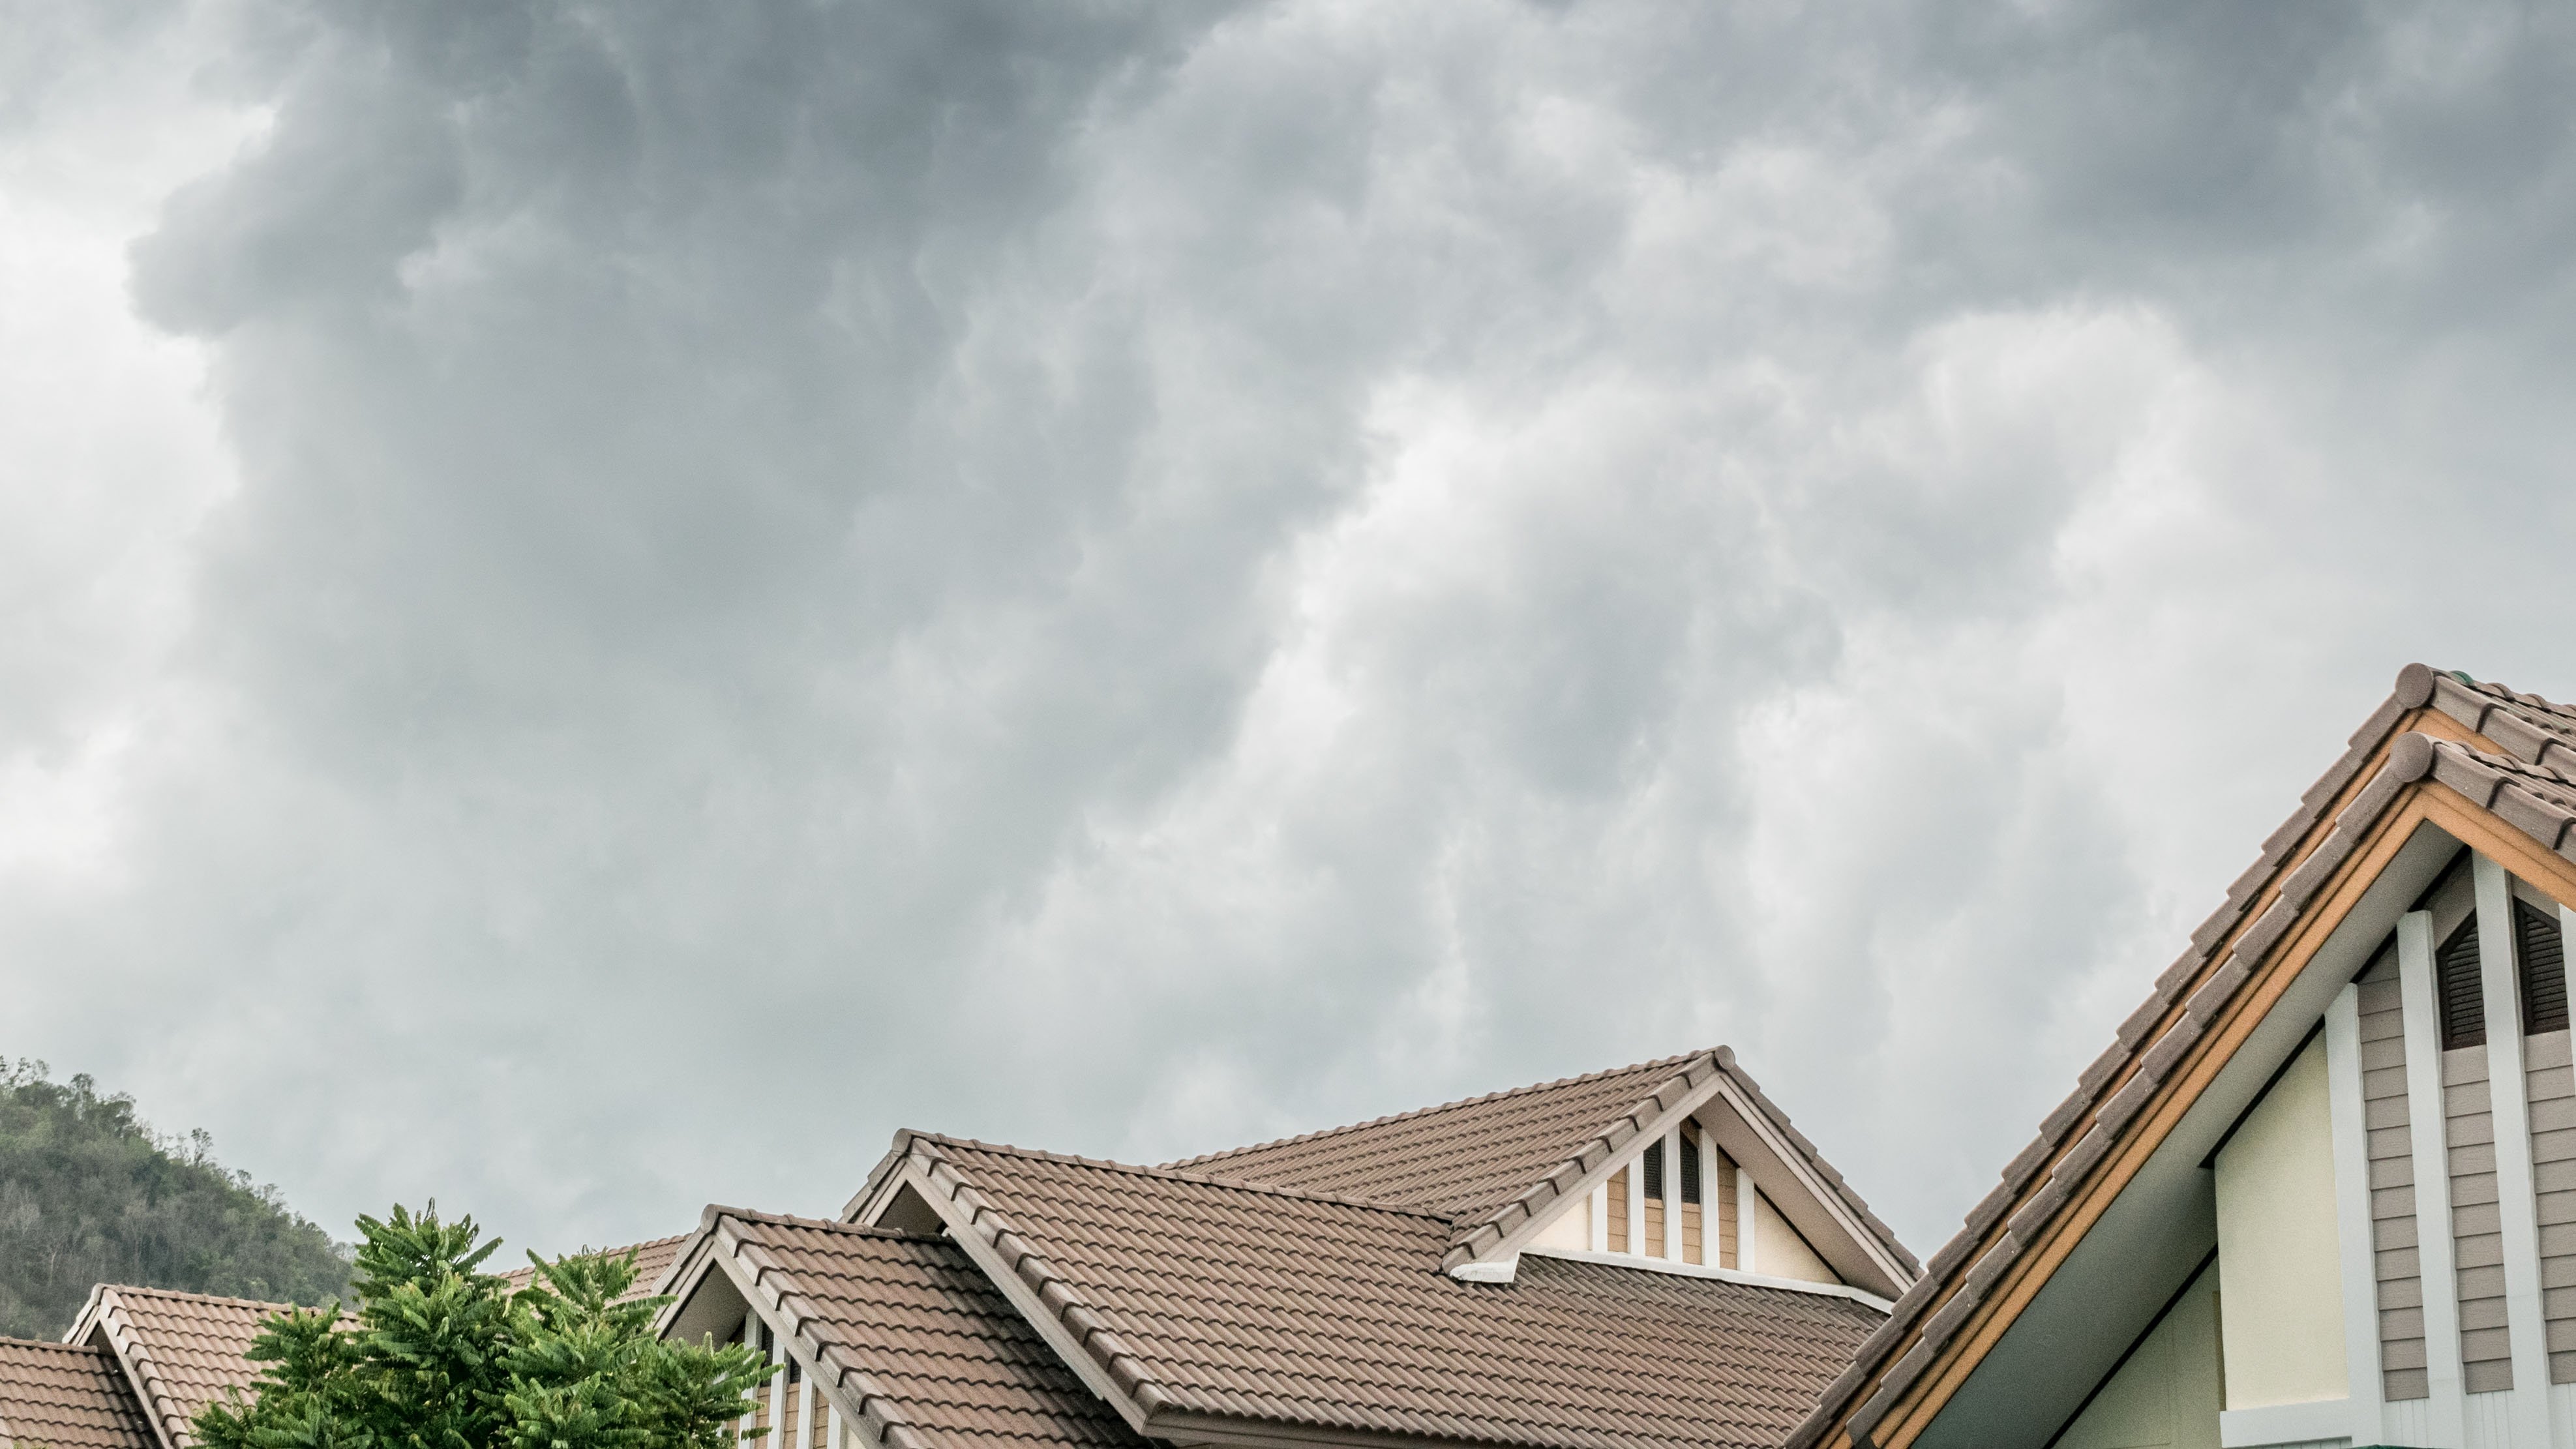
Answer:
[1793,665,2576,1449]
[66,1287,304,1449]
[877,1131,1887,1449]
[657,1206,1147,1449]
[1165,1049,1919,1294]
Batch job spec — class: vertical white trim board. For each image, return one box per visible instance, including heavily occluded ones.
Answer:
[1662,1124,1684,1261]
[2400,906,2473,1448]
[2472,854,2553,1448]
[2326,983,2387,1426]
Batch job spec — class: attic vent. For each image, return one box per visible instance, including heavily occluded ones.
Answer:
[2440,917,2486,1050]
[1681,1136,1702,1205]
[2519,899,2569,1036]
[1641,1141,1663,1199]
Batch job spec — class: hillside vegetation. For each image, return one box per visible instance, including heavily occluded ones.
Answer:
[0,1059,350,1339]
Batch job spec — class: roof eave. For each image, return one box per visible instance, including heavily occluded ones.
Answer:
[1795,674,2576,1449]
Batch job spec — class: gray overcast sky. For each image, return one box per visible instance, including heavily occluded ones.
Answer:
[3,0,2572,1263]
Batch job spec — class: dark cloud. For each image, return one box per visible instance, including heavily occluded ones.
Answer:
[7,0,2575,1261]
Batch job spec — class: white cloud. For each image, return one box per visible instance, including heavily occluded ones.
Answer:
[3,0,2572,1265]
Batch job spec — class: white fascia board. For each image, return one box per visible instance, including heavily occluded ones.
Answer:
[1517,1246,1895,1313]
[1469,1069,1734,1268]
[1466,1065,1907,1296]
[1701,1074,1911,1295]
[2322,983,2386,1426]
[2216,1396,2358,1448]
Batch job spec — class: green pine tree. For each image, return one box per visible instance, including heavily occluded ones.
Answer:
[196,1205,771,1449]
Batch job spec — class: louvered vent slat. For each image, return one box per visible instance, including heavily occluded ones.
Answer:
[2520,900,2569,1036]
[2440,917,2487,1050]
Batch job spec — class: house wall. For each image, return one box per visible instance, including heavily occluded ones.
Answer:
[2448,1041,2514,1394]
[2056,1260,2222,1449]
[1754,1190,1837,1285]
[2523,1028,2576,1383]
[1527,1195,1589,1251]
[2215,1034,2348,1411]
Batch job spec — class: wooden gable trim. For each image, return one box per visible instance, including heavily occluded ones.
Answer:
[1856,762,2576,1449]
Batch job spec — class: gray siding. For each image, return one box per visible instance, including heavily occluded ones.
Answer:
[2448,1043,2512,1392]
[2361,974,2429,1399]
[2527,1028,2576,1382]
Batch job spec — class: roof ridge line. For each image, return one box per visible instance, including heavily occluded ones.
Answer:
[85,1285,299,1312]
[1162,1051,1710,1169]
[0,1333,120,1351]
[708,1205,947,1242]
[912,1134,1460,1221]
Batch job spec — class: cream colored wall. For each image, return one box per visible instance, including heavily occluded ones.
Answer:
[1752,1190,1838,1285]
[2058,1261,2222,1449]
[1527,1193,1590,1251]
[2213,1034,2347,1410]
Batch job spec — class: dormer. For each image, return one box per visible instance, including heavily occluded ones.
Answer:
[1151,1046,1918,1304]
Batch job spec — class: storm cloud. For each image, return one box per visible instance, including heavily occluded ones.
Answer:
[5,0,2574,1259]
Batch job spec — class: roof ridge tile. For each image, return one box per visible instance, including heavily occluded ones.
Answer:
[1164,1051,1710,1169]
[910,1134,1460,1221]
[708,1206,946,1242]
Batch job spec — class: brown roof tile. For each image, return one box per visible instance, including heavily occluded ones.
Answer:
[910,1135,1885,1449]
[687,1208,1149,1449]
[0,1337,157,1449]
[1791,665,2576,1449]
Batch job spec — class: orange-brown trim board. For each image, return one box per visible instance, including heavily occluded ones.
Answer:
[1831,772,2576,1449]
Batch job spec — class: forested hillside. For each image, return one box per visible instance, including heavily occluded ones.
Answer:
[0,1058,350,1338]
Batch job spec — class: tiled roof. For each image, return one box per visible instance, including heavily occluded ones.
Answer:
[683,1208,1148,1449]
[1171,1049,1918,1279]
[69,1287,305,1449]
[503,1233,691,1300]
[1169,1053,1708,1214]
[0,1337,156,1449]
[907,1134,1885,1449]
[1794,665,2576,1449]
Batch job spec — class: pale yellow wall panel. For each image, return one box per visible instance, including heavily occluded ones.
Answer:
[2214,1034,2348,1409]
[1527,1193,1590,1251]
[1752,1190,1838,1285]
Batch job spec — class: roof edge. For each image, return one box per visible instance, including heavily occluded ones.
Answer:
[1794,668,2576,1449]
[1164,1051,1712,1173]
[693,1208,938,1449]
[895,1137,1182,1430]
